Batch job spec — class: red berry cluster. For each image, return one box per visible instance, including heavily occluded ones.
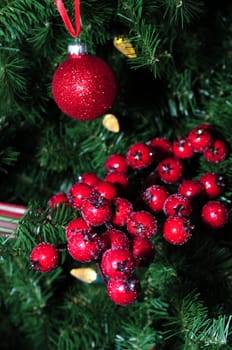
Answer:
[30,124,230,306]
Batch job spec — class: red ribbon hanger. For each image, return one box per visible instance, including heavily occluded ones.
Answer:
[54,0,81,38]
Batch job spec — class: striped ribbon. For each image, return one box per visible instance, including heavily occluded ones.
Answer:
[0,202,27,235]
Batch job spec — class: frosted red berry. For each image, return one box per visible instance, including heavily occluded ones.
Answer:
[30,242,59,272]
[105,154,128,174]
[201,201,229,229]
[126,143,154,169]
[163,193,192,217]
[200,173,225,199]
[187,126,212,152]
[67,231,101,262]
[163,216,193,245]
[68,182,93,210]
[127,210,157,239]
[178,179,203,200]
[131,237,155,267]
[148,137,173,160]
[78,172,100,187]
[111,197,133,227]
[65,217,93,240]
[157,157,183,184]
[101,248,135,279]
[101,228,129,251]
[104,171,128,188]
[94,180,117,201]
[142,184,169,212]
[48,192,69,209]
[107,277,140,306]
[81,196,112,226]
[173,138,194,159]
[203,139,227,163]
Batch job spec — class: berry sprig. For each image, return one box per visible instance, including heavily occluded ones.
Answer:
[30,124,230,306]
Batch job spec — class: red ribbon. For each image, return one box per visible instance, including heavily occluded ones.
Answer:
[54,0,81,38]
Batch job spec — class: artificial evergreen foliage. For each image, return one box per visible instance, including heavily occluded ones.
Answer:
[0,0,232,349]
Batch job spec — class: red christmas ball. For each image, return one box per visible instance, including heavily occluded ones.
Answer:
[52,43,117,121]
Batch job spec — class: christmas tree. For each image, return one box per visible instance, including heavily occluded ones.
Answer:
[1,0,232,349]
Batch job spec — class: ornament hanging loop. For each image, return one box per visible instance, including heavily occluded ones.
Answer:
[54,0,81,38]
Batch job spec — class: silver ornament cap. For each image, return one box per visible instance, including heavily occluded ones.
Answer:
[68,42,88,55]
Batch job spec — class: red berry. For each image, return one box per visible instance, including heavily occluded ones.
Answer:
[173,138,194,159]
[178,179,203,200]
[81,196,112,226]
[68,182,93,210]
[163,216,193,245]
[201,201,229,229]
[101,228,129,251]
[107,277,140,306]
[94,180,117,201]
[105,171,128,188]
[48,192,69,209]
[126,143,154,169]
[131,237,155,267]
[65,217,93,240]
[203,139,227,163]
[67,231,101,262]
[157,157,183,184]
[30,242,59,272]
[200,173,225,199]
[148,137,173,160]
[78,173,99,187]
[197,123,213,131]
[101,248,135,279]
[111,197,133,227]
[127,210,157,239]
[163,193,192,217]
[188,126,212,152]
[142,184,169,212]
[105,154,128,174]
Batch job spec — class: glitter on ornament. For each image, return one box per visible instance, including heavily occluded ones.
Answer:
[52,43,117,121]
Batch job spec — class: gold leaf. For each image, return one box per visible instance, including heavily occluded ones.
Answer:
[113,36,137,58]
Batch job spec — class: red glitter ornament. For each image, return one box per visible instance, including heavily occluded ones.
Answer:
[52,43,117,121]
